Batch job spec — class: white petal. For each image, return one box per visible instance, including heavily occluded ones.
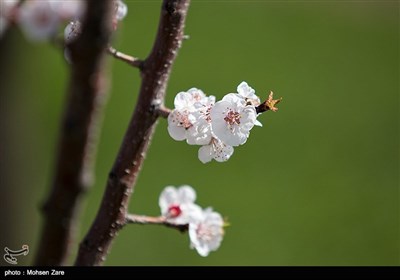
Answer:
[19,0,60,42]
[188,208,224,257]
[234,130,249,146]
[172,203,202,225]
[212,142,234,162]
[211,100,229,116]
[187,133,211,146]
[185,204,203,222]
[174,92,188,109]
[221,93,243,104]
[198,145,213,163]
[158,186,178,214]
[240,108,257,131]
[188,223,204,254]
[204,95,216,105]
[195,243,210,257]
[187,88,206,102]
[177,185,196,204]
[188,221,211,257]
[167,110,190,141]
[240,121,255,132]
[204,209,223,224]
[51,0,85,20]
[174,89,206,110]
[254,119,263,127]
[242,105,257,120]
[237,81,255,97]
[174,92,194,109]
[211,99,252,147]
[212,122,243,146]
[186,122,212,146]
[237,82,260,105]
[114,0,128,21]
[167,124,186,141]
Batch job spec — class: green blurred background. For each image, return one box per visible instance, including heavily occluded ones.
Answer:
[0,0,398,266]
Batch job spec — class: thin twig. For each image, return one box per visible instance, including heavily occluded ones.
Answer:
[75,0,191,266]
[157,105,172,118]
[34,0,113,266]
[107,46,142,69]
[125,214,188,232]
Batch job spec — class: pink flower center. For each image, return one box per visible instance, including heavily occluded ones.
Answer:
[192,92,204,101]
[35,10,52,27]
[205,107,212,122]
[224,110,241,126]
[168,205,182,218]
[196,224,214,241]
[175,111,193,129]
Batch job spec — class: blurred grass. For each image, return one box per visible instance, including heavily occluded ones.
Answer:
[1,0,398,265]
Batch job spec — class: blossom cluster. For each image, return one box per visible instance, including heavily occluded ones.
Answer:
[168,82,262,163]
[0,0,127,42]
[159,185,224,257]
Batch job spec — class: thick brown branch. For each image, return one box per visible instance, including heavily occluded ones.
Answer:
[125,214,188,232]
[75,0,191,266]
[107,46,143,69]
[34,0,113,266]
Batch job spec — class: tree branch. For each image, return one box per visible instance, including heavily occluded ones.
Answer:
[34,0,113,266]
[107,46,143,69]
[75,0,191,266]
[125,214,188,232]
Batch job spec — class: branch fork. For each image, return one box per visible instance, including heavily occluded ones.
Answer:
[107,46,143,69]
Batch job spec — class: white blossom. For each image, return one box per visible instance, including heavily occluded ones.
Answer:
[159,185,202,225]
[198,137,234,163]
[174,88,206,110]
[167,88,206,142]
[168,82,268,162]
[237,82,263,127]
[237,81,260,106]
[18,0,60,41]
[211,93,258,146]
[189,207,224,257]
[168,110,195,141]
[51,0,85,21]
[114,0,127,21]
[186,95,215,145]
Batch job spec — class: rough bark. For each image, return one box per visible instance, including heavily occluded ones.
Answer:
[75,0,191,266]
[35,0,113,266]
